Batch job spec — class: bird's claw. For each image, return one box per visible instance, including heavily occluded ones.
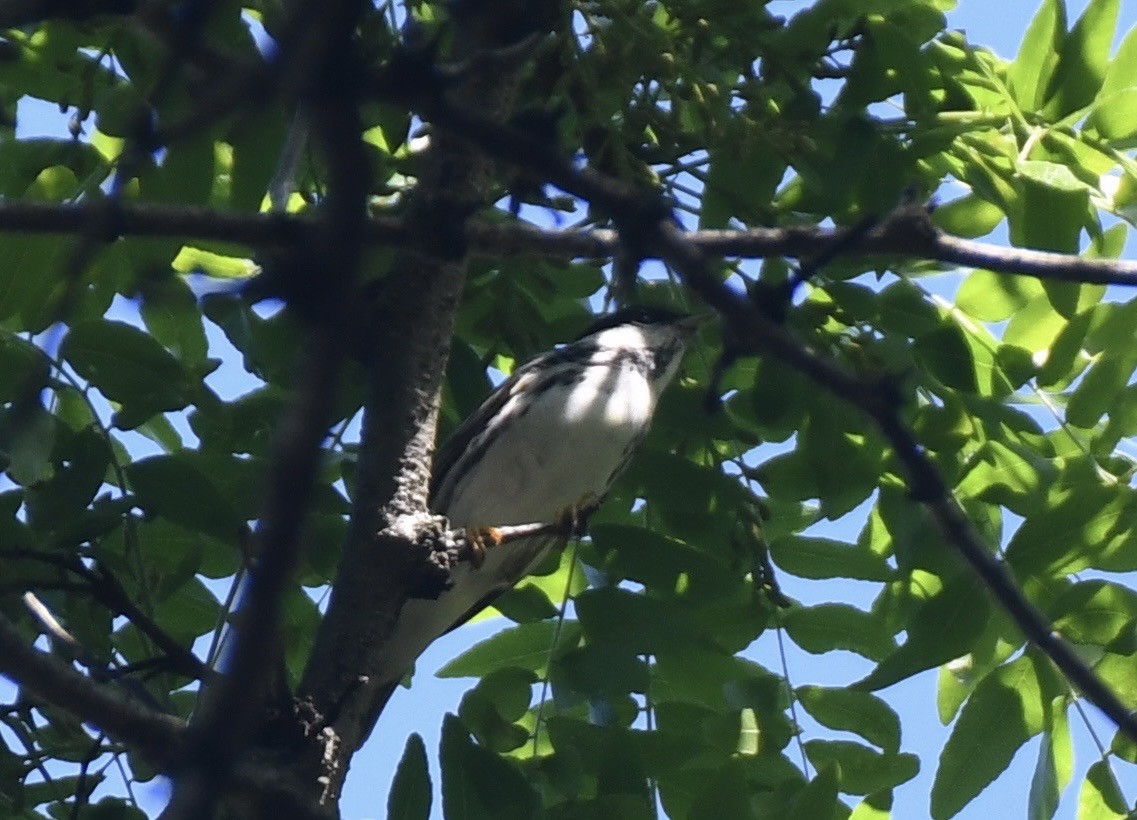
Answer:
[465,526,505,568]
[558,497,599,538]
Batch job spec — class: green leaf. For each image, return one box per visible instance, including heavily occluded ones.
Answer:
[1067,350,1137,429]
[783,764,841,820]
[1042,0,1120,119]
[1092,653,1137,709]
[126,454,244,540]
[444,338,492,425]
[1010,169,1088,254]
[1051,581,1137,646]
[1008,0,1065,109]
[688,761,761,820]
[437,620,579,678]
[23,425,112,529]
[589,524,739,597]
[1007,481,1137,579]
[1087,24,1137,140]
[139,135,215,205]
[701,121,785,228]
[849,791,892,820]
[931,656,1044,819]
[1037,307,1094,388]
[139,277,209,365]
[440,713,537,820]
[0,138,105,198]
[22,774,104,809]
[955,267,1041,320]
[796,686,901,753]
[151,575,220,642]
[769,535,893,582]
[575,587,708,655]
[1030,698,1074,820]
[458,667,535,752]
[1017,160,1091,194]
[932,194,1003,238]
[782,603,895,661]
[554,643,650,698]
[877,280,943,337]
[653,649,783,714]
[859,576,990,691]
[545,716,695,780]
[957,439,1051,515]
[1028,728,1060,820]
[172,245,259,279]
[1003,295,1067,352]
[62,320,195,428]
[1077,760,1128,819]
[229,110,289,211]
[803,740,918,796]
[914,325,977,392]
[0,331,48,403]
[1,404,56,486]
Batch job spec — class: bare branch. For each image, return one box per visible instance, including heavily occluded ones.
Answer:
[0,548,210,681]
[1,199,1136,286]
[0,611,186,768]
[0,0,135,28]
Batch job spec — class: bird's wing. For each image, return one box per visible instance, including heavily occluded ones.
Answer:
[430,346,566,510]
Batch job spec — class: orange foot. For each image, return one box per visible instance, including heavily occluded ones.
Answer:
[465,526,506,568]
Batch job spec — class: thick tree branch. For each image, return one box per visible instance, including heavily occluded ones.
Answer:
[1,199,1136,286]
[297,0,562,798]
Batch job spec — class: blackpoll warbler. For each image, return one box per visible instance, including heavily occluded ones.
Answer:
[372,306,699,693]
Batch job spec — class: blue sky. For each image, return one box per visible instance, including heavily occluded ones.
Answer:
[9,1,1137,818]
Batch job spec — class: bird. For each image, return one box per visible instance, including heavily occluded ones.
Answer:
[369,306,700,701]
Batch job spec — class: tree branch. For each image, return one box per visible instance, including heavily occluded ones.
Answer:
[0,610,185,768]
[0,605,336,819]
[297,0,563,798]
[0,548,210,681]
[1,199,1135,286]
[158,0,374,817]
[666,224,1137,745]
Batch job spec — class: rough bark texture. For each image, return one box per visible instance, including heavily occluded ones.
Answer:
[295,0,564,800]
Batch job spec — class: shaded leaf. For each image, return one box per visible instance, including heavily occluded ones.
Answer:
[389,734,432,820]
[440,713,537,820]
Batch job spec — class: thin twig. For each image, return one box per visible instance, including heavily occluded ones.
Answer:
[2,550,210,681]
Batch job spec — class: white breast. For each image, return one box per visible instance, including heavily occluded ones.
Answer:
[445,356,655,528]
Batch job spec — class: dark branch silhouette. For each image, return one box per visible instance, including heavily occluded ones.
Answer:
[0,199,1135,286]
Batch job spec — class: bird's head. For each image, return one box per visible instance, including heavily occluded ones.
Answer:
[574,307,702,392]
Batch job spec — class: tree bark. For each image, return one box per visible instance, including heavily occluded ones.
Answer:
[295,0,564,802]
